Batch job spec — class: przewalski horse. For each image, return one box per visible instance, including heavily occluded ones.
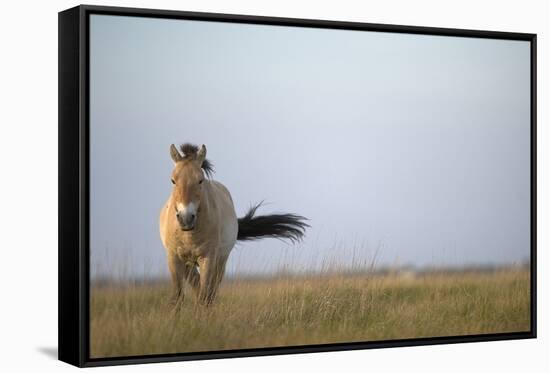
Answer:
[159,143,308,306]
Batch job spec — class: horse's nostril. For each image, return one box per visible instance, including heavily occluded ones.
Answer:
[191,214,196,220]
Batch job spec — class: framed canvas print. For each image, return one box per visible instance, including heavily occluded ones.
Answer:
[58,5,537,367]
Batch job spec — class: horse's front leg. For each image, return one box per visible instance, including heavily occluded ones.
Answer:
[167,252,185,308]
[197,255,228,306]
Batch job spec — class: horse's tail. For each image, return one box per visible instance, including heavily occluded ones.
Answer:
[237,202,309,243]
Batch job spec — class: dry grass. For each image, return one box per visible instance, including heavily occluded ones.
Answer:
[90,269,530,358]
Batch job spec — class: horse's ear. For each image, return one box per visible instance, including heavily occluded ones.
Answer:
[170,144,182,163]
[196,144,207,166]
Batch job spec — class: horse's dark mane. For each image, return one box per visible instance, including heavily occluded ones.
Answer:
[179,143,214,177]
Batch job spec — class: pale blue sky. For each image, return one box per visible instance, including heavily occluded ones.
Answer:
[89,14,531,279]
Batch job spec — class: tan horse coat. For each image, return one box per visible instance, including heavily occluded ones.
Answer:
[159,148,238,305]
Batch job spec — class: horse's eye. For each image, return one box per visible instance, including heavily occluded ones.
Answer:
[199,179,204,185]
[171,179,175,185]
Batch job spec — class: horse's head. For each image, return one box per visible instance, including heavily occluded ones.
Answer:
[169,143,208,231]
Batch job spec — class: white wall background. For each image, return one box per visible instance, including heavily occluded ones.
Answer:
[0,0,546,372]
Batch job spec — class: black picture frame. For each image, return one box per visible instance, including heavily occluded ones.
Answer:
[58,4,537,368]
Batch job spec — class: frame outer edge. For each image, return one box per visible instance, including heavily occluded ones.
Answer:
[530,34,537,338]
[79,5,87,366]
[58,5,85,367]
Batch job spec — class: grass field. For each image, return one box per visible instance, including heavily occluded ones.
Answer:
[90,268,530,358]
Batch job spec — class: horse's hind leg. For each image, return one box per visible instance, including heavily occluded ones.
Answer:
[182,264,200,298]
[197,255,228,306]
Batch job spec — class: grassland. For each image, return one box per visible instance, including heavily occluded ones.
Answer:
[90,269,530,358]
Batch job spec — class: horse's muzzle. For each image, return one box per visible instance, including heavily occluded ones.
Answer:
[176,211,196,231]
